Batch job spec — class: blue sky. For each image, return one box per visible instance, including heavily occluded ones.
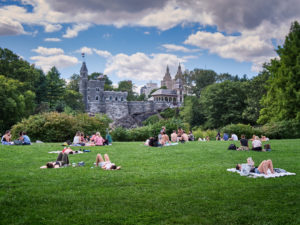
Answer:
[1,0,299,92]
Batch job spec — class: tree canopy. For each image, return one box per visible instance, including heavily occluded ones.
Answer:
[258,21,300,124]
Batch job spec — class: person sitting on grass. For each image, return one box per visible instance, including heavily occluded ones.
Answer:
[95,153,121,170]
[40,152,70,169]
[148,137,161,147]
[22,132,31,145]
[94,132,105,146]
[251,136,262,151]
[237,135,249,151]
[171,130,178,142]
[205,136,210,141]
[1,130,13,145]
[73,131,85,146]
[160,132,170,146]
[236,159,275,175]
[180,131,189,143]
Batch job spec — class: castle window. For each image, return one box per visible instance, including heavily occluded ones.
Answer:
[115,97,118,101]
[121,97,123,101]
[88,96,90,101]
[96,88,100,92]
[180,90,182,95]
[87,88,90,92]
[165,97,168,102]
[96,96,99,101]
[109,96,112,101]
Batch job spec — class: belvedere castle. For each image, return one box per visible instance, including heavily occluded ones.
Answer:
[79,60,184,127]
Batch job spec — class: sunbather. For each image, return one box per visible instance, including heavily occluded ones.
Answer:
[236,159,275,175]
[95,153,121,170]
[40,152,70,168]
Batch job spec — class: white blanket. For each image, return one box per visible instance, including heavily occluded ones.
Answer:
[227,168,296,178]
[48,151,83,154]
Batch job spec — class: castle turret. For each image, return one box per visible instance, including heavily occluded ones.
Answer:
[175,63,183,80]
[161,65,173,89]
[79,59,89,111]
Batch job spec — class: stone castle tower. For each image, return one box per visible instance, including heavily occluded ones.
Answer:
[79,59,183,126]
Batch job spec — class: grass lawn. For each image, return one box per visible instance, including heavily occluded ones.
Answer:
[0,140,299,225]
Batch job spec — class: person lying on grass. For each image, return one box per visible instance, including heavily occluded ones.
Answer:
[40,152,69,169]
[236,159,275,175]
[95,153,121,170]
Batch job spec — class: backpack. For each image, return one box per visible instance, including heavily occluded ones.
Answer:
[228,144,237,150]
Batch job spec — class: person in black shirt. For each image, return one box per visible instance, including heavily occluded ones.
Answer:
[238,135,249,150]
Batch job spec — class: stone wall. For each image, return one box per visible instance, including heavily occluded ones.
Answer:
[105,102,129,120]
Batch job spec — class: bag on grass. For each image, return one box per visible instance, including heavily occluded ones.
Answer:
[228,144,237,150]
[14,140,23,145]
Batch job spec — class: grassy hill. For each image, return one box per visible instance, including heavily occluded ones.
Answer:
[0,140,299,224]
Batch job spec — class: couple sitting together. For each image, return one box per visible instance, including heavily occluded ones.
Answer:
[41,152,120,170]
[237,135,271,151]
[1,130,31,145]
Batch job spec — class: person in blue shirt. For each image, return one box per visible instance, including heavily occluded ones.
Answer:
[223,133,229,141]
[22,132,31,145]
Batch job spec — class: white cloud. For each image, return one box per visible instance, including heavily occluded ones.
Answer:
[93,49,112,58]
[44,23,62,32]
[144,31,150,35]
[30,54,78,72]
[63,23,91,38]
[102,33,112,39]
[162,44,199,53]
[0,16,26,35]
[184,31,276,71]
[76,46,93,55]
[32,46,64,55]
[104,52,184,81]
[44,37,61,42]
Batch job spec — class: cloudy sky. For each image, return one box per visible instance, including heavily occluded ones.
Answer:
[1,0,299,91]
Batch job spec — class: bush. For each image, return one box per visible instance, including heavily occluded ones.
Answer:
[258,120,300,139]
[11,112,110,142]
[142,115,160,126]
[112,118,188,142]
[160,108,177,119]
[111,127,130,142]
[192,128,218,140]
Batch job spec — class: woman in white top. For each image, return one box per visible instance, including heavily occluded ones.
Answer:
[73,131,81,145]
[252,136,262,151]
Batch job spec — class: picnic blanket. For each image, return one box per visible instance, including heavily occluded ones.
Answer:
[48,151,84,154]
[227,168,296,178]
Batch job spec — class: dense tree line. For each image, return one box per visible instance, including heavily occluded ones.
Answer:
[1,21,299,134]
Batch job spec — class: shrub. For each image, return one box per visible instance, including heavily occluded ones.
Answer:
[258,120,300,139]
[160,108,177,119]
[192,127,218,140]
[11,112,109,142]
[111,127,130,142]
[142,115,160,126]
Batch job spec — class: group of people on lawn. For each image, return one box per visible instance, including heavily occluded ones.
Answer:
[72,131,112,146]
[1,130,31,145]
[146,127,196,147]
[234,134,271,151]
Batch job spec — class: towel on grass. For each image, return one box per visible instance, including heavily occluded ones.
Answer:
[48,151,83,154]
[227,168,296,178]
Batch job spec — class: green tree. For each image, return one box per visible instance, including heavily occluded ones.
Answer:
[67,74,80,92]
[63,89,84,112]
[258,21,300,124]
[242,71,269,124]
[45,67,65,109]
[180,96,205,127]
[0,48,42,91]
[118,80,137,101]
[0,75,35,132]
[200,81,247,128]
[188,69,217,97]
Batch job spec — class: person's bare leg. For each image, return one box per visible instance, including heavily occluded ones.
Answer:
[258,160,268,174]
[96,154,104,166]
[104,154,110,162]
[267,160,274,173]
